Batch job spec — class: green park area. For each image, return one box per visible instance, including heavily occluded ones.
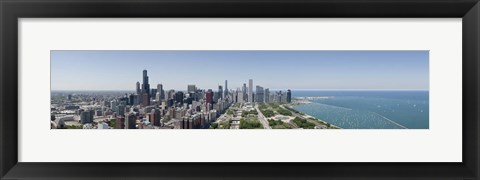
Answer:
[240,114,263,129]
[292,117,316,129]
[267,119,292,129]
[210,120,231,129]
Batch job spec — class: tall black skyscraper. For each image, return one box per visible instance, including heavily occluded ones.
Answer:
[142,70,150,97]
[142,70,150,94]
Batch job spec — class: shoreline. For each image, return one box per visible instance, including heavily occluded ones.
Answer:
[284,101,341,129]
[289,98,416,129]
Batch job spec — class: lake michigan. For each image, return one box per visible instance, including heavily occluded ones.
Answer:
[292,90,429,129]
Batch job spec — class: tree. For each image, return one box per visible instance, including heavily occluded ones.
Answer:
[277,109,292,116]
[261,109,275,117]
[292,117,315,129]
[240,118,263,129]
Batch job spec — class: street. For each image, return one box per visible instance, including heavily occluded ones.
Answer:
[255,104,271,129]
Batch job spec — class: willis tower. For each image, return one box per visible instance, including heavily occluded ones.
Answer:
[142,70,150,106]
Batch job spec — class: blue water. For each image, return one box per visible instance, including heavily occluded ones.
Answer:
[292,90,429,129]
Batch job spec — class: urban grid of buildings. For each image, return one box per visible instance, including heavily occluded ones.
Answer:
[50,69,295,129]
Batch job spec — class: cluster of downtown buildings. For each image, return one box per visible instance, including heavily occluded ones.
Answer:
[50,70,292,129]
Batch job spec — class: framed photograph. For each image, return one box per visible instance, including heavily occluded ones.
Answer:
[1,0,479,179]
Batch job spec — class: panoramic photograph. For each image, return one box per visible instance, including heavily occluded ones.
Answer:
[50,50,429,129]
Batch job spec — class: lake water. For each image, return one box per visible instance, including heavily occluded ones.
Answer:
[292,90,429,129]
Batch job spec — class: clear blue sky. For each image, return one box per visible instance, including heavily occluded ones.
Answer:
[51,50,429,91]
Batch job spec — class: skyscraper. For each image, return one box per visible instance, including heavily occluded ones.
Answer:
[224,80,228,97]
[80,110,93,124]
[156,92,161,102]
[167,90,175,100]
[236,88,244,103]
[126,113,137,129]
[218,85,223,100]
[248,79,253,103]
[265,88,270,103]
[129,94,135,105]
[287,89,292,103]
[115,116,125,129]
[142,93,149,106]
[256,86,264,103]
[142,70,150,99]
[117,104,125,117]
[175,91,184,105]
[206,89,214,105]
[136,81,141,94]
[187,84,196,93]
[242,83,247,101]
[150,88,157,98]
[157,84,165,100]
[151,108,161,126]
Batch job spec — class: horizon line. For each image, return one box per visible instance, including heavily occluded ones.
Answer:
[51,89,429,92]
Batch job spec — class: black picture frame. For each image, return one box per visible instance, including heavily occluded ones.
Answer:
[1,0,479,179]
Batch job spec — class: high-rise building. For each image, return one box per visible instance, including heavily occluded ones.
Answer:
[167,99,174,107]
[142,70,150,99]
[157,84,165,100]
[185,97,194,105]
[80,110,93,124]
[142,93,149,106]
[167,90,175,100]
[132,94,139,105]
[218,85,223,100]
[136,81,141,94]
[187,85,196,102]
[156,92,161,102]
[119,96,129,105]
[117,104,125,117]
[110,100,117,109]
[256,86,264,103]
[275,91,287,103]
[206,89,214,105]
[265,88,270,103]
[128,94,135,105]
[175,91,184,105]
[224,80,228,97]
[188,84,196,93]
[115,117,125,129]
[242,83,247,101]
[150,88,157,99]
[233,91,237,103]
[151,109,161,126]
[126,113,137,129]
[237,88,244,103]
[287,89,292,103]
[248,79,253,103]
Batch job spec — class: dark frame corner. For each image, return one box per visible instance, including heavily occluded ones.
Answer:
[1,0,479,179]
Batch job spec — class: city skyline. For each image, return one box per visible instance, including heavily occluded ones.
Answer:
[51,68,428,130]
[51,50,429,91]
